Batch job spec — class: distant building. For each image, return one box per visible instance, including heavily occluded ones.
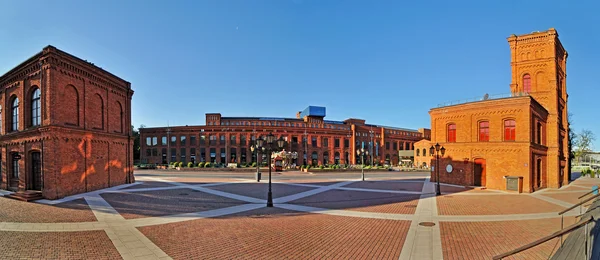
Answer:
[427,29,569,193]
[140,106,428,166]
[0,46,134,200]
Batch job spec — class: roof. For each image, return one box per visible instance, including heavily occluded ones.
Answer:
[0,45,131,87]
[435,92,531,109]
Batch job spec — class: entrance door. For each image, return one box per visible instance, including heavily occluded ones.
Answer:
[9,154,19,190]
[30,152,42,190]
[474,158,486,186]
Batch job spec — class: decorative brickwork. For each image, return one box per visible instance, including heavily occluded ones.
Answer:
[141,109,427,166]
[0,46,134,199]
[427,29,569,193]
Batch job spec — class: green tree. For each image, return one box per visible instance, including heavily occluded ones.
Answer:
[132,124,146,162]
[568,113,575,179]
[574,129,595,164]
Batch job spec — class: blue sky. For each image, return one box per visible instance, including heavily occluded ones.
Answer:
[1,0,599,146]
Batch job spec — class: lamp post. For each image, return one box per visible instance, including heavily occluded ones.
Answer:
[430,143,446,196]
[356,148,369,181]
[255,132,285,207]
[369,129,375,166]
[250,144,261,182]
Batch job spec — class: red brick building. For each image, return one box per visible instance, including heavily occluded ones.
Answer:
[140,106,426,166]
[0,46,134,200]
[428,29,569,193]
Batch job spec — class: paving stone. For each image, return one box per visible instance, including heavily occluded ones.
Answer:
[138,207,411,260]
[206,183,317,200]
[288,189,420,214]
[100,188,246,219]
[0,197,96,223]
[0,230,120,260]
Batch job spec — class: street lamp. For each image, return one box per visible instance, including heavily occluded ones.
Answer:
[356,148,369,181]
[254,132,285,207]
[250,144,261,182]
[430,143,446,196]
[369,129,375,166]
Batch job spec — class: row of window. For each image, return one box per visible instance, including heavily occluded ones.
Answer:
[145,134,415,150]
[446,119,517,142]
[207,120,351,131]
[2,88,42,133]
[144,147,397,165]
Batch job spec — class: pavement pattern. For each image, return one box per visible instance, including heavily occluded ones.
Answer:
[0,170,598,260]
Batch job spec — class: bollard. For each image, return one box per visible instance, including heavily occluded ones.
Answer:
[256,171,261,182]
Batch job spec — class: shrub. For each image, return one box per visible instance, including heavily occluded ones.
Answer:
[251,162,257,167]
[319,165,324,169]
[187,162,194,168]
[204,162,211,168]
[197,162,204,168]
[306,165,311,170]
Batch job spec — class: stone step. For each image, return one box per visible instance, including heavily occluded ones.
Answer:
[5,190,43,202]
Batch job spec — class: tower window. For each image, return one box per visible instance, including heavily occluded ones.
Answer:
[479,121,489,142]
[523,74,531,93]
[447,124,456,143]
[504,120,516,141]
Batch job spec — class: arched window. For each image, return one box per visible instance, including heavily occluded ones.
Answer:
[31,88,41,126]
[523,74,531,93]
[422,148,426,157]
[11,97,19,132]
[416,149,420,156]
[504,119,516,141]
[479,121,490,142]
[447,124,456,142]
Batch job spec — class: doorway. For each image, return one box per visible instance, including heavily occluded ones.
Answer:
[30,152,42,190]
[474,158,486,186]
[9,153,19,190]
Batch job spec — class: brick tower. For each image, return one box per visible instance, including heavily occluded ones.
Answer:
[507,28,569,188]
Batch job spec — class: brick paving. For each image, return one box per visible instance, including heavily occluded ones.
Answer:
[559,185,590,192]
[345,180,424,192]
[138,207,411,260]
[280,180,343,186]
[439,185,499,194]
[440,217,577,260]
[206,183,317,200]
[0,230,120,260]
[289,189,420,214]
[100,188,246,219]
[540,192,589,205]
[163,177,231,184]
[120,181,177,190]
[1,171,597,260]
[437,194,565,215]
[0,197,96,223]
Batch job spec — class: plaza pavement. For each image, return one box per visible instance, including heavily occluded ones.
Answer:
[0,170,598,260]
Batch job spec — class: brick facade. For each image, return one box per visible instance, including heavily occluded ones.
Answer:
[427,29,569,193]
[140,108,426,166]
[0,46,134,199]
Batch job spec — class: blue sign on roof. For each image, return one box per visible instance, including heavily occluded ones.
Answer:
[300,106,326,118]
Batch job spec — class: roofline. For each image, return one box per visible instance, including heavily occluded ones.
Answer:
[48,45,131,85]
[0,50,43,82]
[0,45,131,87]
